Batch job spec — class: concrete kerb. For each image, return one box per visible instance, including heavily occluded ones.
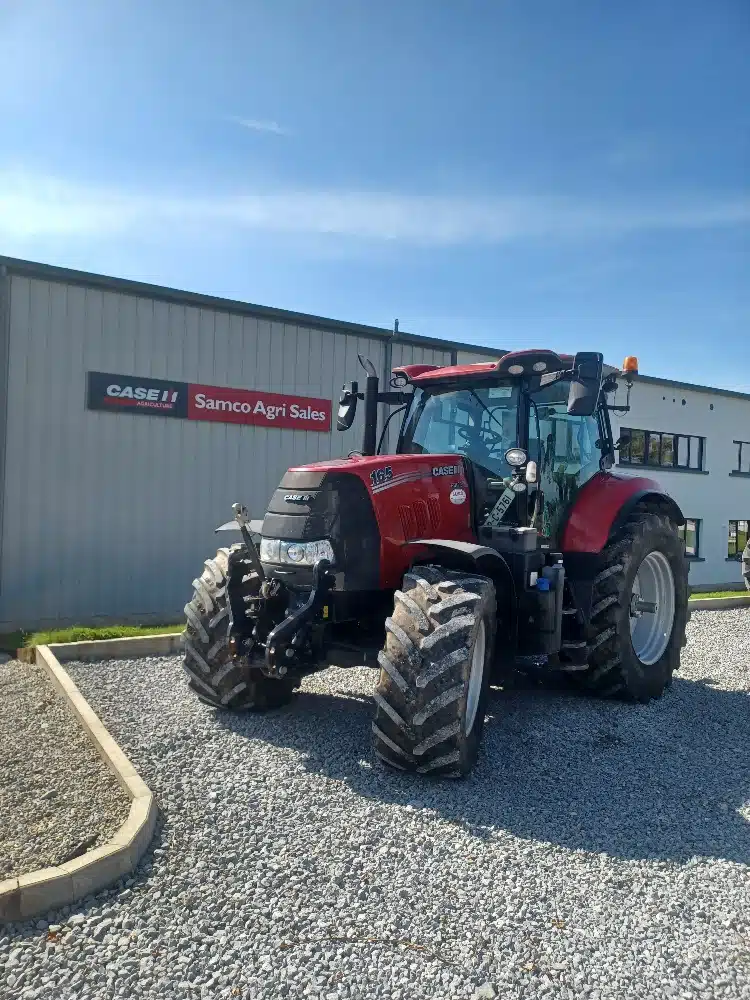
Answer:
[45,631,184,663]
[0,645,158,923]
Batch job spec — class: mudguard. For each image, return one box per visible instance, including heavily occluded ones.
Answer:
[410,538,517,612]
[561,472,684,553]
[411,538,509,577]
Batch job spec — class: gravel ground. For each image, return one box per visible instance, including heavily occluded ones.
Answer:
[1,609,748,1000]
[0,659,130,880]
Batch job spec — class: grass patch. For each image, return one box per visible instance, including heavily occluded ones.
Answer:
[28,623,183,646]
[690,590,748,600]
[0,623,182,651]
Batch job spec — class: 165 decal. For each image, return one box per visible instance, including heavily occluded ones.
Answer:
[369,466,394,488]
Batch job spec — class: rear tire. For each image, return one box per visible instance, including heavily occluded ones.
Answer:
[183,545,296,711]
[372,565,496,777]
[576,510,689,701]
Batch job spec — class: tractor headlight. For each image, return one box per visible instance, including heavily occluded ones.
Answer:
[505,447,528,467]
[260,538,335,567]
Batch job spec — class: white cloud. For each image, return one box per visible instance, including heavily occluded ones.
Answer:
[229,116,288,136]
[0,168,748,247]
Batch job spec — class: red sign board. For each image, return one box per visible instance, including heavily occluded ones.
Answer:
[87,372,332,432]
[188,383,332,431]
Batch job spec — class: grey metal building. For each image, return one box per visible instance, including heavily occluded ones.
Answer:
[0,257,495,630]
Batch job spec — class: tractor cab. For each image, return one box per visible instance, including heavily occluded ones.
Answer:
[394,350,609,547]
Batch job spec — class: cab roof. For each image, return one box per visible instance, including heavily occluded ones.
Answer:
[393,349,575,384]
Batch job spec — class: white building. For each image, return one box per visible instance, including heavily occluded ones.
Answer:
[607,373,750,591]
[0,256,747,628]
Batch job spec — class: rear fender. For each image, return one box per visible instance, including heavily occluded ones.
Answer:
[609,491,684,537]
[561,473,684,553]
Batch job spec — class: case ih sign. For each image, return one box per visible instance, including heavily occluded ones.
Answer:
[87,372,332,432]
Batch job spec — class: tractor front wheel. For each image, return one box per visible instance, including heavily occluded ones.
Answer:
[183,545,297,711]
[372,565,497,777]
[577,510,689,701]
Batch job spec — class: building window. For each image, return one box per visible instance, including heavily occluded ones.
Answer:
[728,520,749,559]
[733,441,750,475]
[677,519,701,558]
[618,428,705,471]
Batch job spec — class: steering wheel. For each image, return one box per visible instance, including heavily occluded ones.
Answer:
[457,425,506,455]
[457,425,503,446]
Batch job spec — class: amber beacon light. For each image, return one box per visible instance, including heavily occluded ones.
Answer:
[622,355,639,375]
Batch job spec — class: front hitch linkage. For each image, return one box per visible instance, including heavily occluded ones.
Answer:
[264,559,335,678]
[232,503,265,581]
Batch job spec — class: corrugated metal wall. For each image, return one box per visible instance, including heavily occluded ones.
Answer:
[456,348,502,365]
[0,272,10,598]
[0,275,387,629]
[390,342,453,371]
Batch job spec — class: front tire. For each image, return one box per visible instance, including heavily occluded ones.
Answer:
[577,510,689,701]
[183,545,296,711]
[372,565,496,777]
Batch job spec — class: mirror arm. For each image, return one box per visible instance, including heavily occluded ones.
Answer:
[377,391,411,405]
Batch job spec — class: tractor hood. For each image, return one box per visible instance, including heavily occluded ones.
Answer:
[284,453,426,483]
[258,459,388,592]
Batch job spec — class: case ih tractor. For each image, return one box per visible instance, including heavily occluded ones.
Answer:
[183,349,689,777]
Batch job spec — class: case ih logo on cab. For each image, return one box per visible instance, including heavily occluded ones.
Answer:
[189,384,331,431]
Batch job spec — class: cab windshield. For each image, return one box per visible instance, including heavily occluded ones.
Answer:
[399,382,520,479]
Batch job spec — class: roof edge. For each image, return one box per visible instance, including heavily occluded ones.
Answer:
[625,372,750,404]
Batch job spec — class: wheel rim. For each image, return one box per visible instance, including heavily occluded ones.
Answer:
[629,550,675,666]
[465,620,486,735]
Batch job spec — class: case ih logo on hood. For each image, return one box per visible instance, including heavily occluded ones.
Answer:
[284,494,315,503]
[87,372,188,417]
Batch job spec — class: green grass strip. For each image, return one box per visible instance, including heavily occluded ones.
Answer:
[689,590,748,600]
[0,623,182,651]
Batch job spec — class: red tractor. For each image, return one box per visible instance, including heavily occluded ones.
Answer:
[183,349,689,777]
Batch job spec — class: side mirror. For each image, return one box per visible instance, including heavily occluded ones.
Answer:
[336,380,359,431]
[567,352,603,417]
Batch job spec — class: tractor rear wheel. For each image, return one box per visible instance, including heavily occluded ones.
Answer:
[576,510,689,701]
[372,565,496,777]
[183,545,296,711]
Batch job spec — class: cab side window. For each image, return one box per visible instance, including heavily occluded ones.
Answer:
[530,381,602,538]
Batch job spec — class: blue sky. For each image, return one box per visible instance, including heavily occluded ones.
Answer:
[1,0,748,389]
